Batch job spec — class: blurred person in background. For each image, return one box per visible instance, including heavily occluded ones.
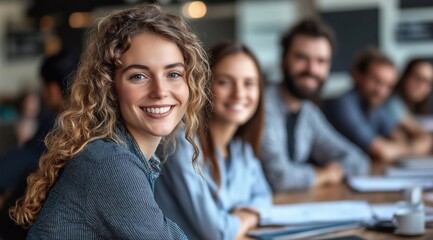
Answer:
[0,50,78,240]
[14,91,41,146]
[394,59,433,116]
[323,47,432,163]
[259,19,369,193]
[383,59,433,139]
[155,42,272,240]
[0,114,18,157]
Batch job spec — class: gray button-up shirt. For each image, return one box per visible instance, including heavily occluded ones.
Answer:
[260,85,370,192]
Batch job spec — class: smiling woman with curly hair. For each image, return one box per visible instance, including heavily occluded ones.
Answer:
[10,4,209,239]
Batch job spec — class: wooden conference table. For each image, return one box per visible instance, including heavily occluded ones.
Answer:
[246,162,433,240]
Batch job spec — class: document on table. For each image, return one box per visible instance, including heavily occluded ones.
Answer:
[347,177,433,192]
[371,203,433,221]
[248,221,360,240]
[370,203,397,220]
[397,157,433,169]
[386,167,433,178]
[415,115,433,132]
[260,201,373,226]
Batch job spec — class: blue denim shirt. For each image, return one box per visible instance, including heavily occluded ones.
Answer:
[155,131,272,240]
[27,123,187,239]
[383,94,408,124]
[323,89,399,151]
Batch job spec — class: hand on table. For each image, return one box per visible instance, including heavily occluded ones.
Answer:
[231,207,260,239]
[315,162,344,187]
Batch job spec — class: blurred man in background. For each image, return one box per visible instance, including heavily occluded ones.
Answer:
[0,50,78,239]
[323,47,432,162]
[259,19,369,192]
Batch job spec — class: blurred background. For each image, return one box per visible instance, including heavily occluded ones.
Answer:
[0,0,433,132]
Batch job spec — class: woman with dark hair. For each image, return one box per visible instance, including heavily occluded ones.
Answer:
[11,4,209,239]
[383,58,433,157]
[155,42,272,240]
[395,59,433,115]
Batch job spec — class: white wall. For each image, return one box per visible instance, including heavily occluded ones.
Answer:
[237,0,304,82]
[0,2,40,97]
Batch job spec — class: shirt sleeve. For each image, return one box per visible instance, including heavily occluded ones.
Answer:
[260,109,316,192]
[0,148,38,193]
[244,147,273,218]
[378,105,400,138]
[0,139,44,194]
[0,125,48,193]
[308,104,370,176]
[155,139,241,240]
[323,96,377,151]
[85,153,187,240]
[383,95,407,124]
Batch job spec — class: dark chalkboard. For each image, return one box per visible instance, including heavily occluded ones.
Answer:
[400,0,433,9]
[321,8,380,72]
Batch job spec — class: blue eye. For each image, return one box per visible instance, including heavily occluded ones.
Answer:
[130,73,146,81]
[168,72,182,79]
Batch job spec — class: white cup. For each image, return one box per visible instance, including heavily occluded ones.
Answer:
[393,208,425,236]
[403,186,422,205]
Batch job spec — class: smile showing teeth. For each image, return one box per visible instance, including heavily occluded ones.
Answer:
[228,103,244,111]
[144,106,171,114]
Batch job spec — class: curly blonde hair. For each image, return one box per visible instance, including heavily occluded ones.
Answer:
[11,4,210,226]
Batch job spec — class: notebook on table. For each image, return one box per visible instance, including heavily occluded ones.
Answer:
[260,201,373,226]
[347,177,433,192]
[248,221,360,240]
[397,157,433,169]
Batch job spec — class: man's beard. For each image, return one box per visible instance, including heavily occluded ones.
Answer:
[283,69,325,100]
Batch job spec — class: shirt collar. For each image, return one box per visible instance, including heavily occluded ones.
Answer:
[115,121,161,174]
[274,86,305,115]
[351,88,375,117]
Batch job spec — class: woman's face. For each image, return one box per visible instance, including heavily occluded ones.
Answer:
[21,93,40,118]
[115,33,189,141]
[212,53,260,127]
[404,62,433,103]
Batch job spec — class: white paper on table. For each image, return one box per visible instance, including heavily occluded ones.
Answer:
[386,167,433,178]
[260,201,373,226]
[415,115,433,132]
[371,203,433,221]
[371,203,398,220]
[347,177,433,192]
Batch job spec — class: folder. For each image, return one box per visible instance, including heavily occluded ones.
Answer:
[347,177,433,192]
[248,221,360,240]
[260,201,372,226]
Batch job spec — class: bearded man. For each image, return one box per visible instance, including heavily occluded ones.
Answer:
[259,19,369,192]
